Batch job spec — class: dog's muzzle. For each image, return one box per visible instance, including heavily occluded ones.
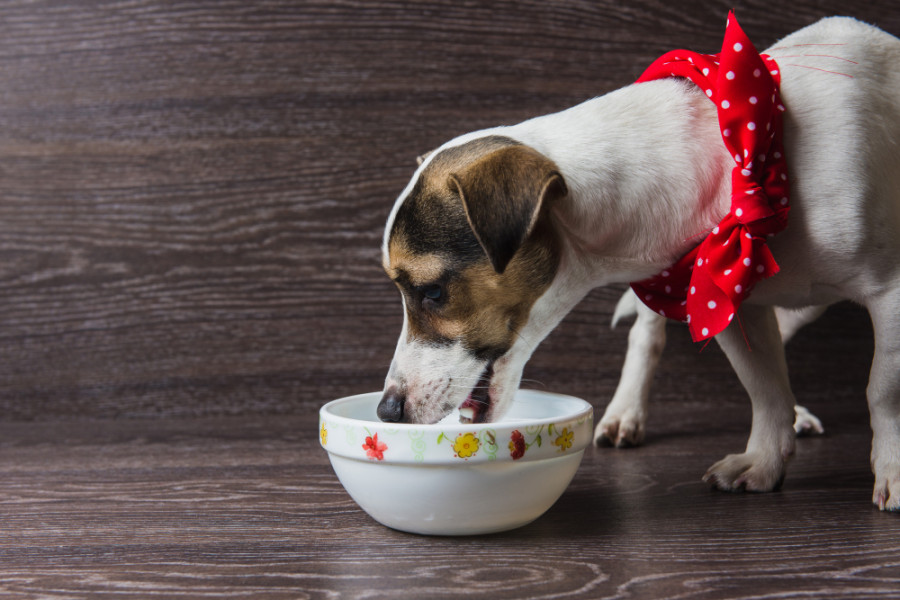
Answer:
[376,387,405,422]
[377,362,494,424]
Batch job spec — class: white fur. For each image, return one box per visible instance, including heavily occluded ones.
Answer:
[384,17,900,509]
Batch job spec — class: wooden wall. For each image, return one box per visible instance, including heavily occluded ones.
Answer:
[0,1,891,420]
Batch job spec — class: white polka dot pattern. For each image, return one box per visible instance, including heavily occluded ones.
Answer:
[631,10,790,342]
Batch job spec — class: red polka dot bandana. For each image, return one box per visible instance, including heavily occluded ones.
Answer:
[631,11,790,342]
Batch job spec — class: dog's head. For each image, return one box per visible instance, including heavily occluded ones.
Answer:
[379,135,568,424]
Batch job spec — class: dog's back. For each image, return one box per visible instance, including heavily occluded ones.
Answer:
[760,18,900,307]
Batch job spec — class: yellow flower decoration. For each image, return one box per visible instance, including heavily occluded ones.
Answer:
[553,427,573,452]
[320,421,328,446]
[453,433,480,459]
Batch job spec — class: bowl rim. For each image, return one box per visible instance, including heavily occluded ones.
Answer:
[319,389,593,465]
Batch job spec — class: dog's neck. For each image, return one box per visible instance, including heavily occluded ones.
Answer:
[511,78,734,293]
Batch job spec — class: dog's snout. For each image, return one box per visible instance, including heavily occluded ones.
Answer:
[377,387,405,422]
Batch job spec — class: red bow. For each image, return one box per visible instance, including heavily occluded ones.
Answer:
[631,12,790,342]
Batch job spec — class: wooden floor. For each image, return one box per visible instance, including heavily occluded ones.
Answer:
[3,305,898,599]
[3,358,900,599]
[2,0,900,597]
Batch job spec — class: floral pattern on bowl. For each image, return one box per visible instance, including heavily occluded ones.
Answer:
[319,389,593,465]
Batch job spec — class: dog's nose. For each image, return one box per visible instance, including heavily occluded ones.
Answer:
[377,387,405,422]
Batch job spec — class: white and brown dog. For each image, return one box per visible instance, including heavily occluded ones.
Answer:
[378,17,900,510]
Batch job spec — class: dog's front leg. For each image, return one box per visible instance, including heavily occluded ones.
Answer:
[868,297,900,511]
[595,292,666,447]
[703,304,796,492]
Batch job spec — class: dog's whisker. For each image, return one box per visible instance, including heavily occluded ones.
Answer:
[519,378,547,389]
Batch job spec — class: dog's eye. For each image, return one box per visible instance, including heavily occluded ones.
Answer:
[419,284,445,307]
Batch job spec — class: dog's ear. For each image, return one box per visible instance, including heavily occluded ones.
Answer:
[449,145,567,274]
[416,149,435,166]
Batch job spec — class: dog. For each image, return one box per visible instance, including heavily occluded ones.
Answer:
[377,16,900,511]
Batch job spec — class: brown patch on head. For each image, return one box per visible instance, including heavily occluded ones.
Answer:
[388,220,560,361]
[383,241,445,288]
[434,220,559,359]
[384,135,566,359]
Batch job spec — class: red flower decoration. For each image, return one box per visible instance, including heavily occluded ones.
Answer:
[362,433,387,460]
[509,430,526,460]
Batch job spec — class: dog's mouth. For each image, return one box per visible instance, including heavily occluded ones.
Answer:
[458,363,494,424]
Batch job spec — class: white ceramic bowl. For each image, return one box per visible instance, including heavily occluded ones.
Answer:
[319,389,593,535]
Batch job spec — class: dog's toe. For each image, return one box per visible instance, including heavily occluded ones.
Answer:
[594,431,616,448]
[594,416,644,448]
[614,421,643,448]
[593,421,624,447]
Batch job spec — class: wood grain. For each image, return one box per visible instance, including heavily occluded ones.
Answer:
[2,397,899,599]
[0,0,893,419]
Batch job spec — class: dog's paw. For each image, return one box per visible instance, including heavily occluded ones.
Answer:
[870,433,900,511]
[873,479,900,511]
[594,411,645,448]
[872,468,900,511]
[702,452,787,492]
[793,404,824,437]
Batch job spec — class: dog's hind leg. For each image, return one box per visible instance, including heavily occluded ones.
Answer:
[704,304,797,492]
[594,290,666,447]
[866,290,900,511]
[596,293,826,448]
[775,305,829,436]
